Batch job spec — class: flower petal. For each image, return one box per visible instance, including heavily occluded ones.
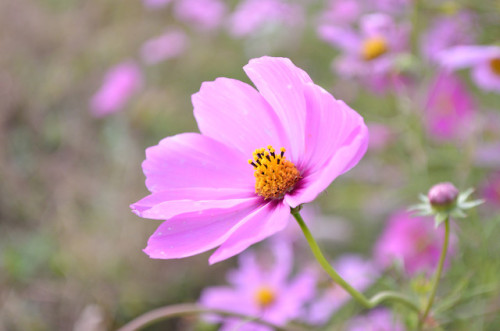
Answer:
[209,201,290,264]
[144,198,262,259]
[285,118,369,207]
[142,132,253,192]
[192,77,288,156]
[471,62,500,92]
[133,196,256,220]
[438,45,500,69]
[243,56,313,162]
[317,25,361,53]
[131,187,253,218]
[299,83,368,173]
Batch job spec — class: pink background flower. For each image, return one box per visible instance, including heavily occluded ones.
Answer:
[199,240,316,330]
[89,61,143,117]
[424,72,475,141]
[140,29,188,65]
[227,0,303,38]
[374,210,457,276]
[174,0,227,31]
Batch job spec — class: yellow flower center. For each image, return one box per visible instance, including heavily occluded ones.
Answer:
[253,286,276,308]
[361,37,388,61]
[248,146,300,200]
[490,58,500,76]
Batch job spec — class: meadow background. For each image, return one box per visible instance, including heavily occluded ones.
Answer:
[1,0,500,330]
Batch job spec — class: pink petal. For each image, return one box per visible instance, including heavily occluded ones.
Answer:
[209,201,290,264]
[471,62,500,92]
[284,84,368,207]
[317,25,361,53]
[299,83,360,172]
[243,57,313,163]
[142,133,253,192]
[200,286,253,315]
[132,196,256,220]
[285,119,368,207]
[131,187,252,217]
[360,13,394,38]
[438,45,500,69]
[144,198,261,259]
[193,77,288,157]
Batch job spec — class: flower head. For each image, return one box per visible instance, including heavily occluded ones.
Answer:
[424,72,475,141]
[199,241,316,330]
[140,29,188,65]
[174,0,226,31]
[90,61,143,117]
[308,255,379,325]
[438,45,500,92]
[374,210,457,276]
[481,171,500,208]
[131,56,368,264]
[319,13,409,92]
[228,0,303,38]
[428,182,459,209]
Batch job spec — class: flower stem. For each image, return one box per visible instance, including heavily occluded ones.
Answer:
[292,209,420,312]
[117,303,308,331]
[419,217,450,328]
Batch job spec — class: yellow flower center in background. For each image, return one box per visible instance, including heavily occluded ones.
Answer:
[249,146,300,200]
[253,286,276,308]
[361,37,388,61]
[490,58,500,76]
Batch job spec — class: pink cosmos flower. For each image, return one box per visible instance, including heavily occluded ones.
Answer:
[140,29,188,65]
[347,309,405,331]
[421,12,476,63]
[438,45,500,92]
[367,123,393,151]
[90,61,143,118]
[227,0,303,38]
[174,0,226,31]
[308,255,379,325]
[199,241,316,331]
[424,72,475,141]
[142,0,172,9]
[481,171,500,208]
[319,13,409,92]
[374,210,457,276]
[130,56,369,264]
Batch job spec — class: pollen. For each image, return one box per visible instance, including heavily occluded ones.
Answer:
[248,146,300,200]
[490,58,500,76]
[361,37,388,61]
[254,286,276,308]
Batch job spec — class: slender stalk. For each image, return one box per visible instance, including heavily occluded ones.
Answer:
[369,291,420,312]
[419,217,450,329]
[292,209,420,313]
[117,303,307,331]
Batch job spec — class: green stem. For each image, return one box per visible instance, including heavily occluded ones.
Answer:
[419,217,450,329]
[292,209,420,313]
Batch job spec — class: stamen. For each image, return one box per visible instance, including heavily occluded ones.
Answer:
[249,145,300,200]
[361,37,388,61]
[490,58,500,76]
[254,286,276,308]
